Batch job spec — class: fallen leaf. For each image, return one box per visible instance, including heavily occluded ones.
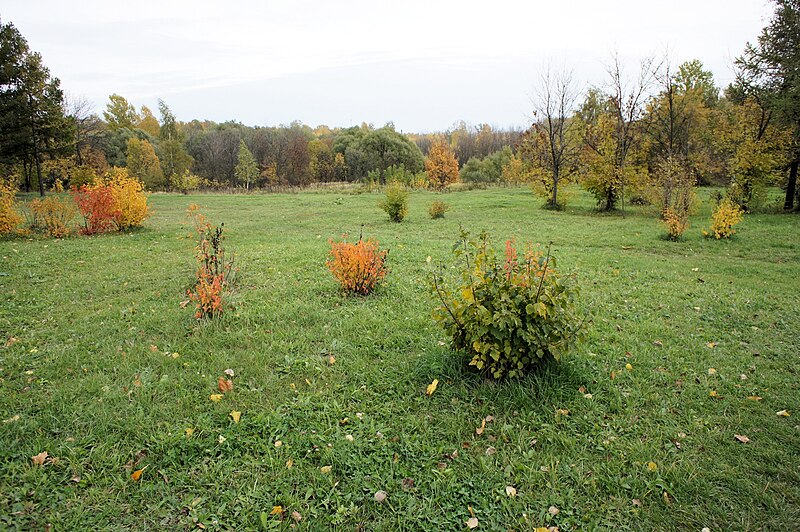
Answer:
[218,435,226,444]
[610,371,616,380]
[31,451,48,466]
[131,465,148,482]
[179,299,190,309]
[269,505,282,516]
[653,340,663,347]
[466,517,479,529]
[625,363,633,371]
[217,377,233,393]
[734,434,750,443]
[291,511,302,522]
[320,465,332,474]
[184,428,194,437]
[475,418,486,435]
[148,344,158,352]
[709,390,719,398]
[374,490,387,502]
[485,446,496,456]
[708,368,717,375]
[327,355,336,366]
[691,267,699,272]
[209,394,223,402]
[548,505,560,516]
[274,440,283,448]
[484,415,495,423]
[426,379,439,396]
[647,461,658,472]
[3,414,20,423]
[505,486,517,497]
[229,411,241,423]
[776,410,790,417]
[556,409,570,416]
[662,491,672,505]
[224,368,235,377]
[746,396,762,401]
[578,386,586,393]
[583,393,593,399]
[70,474,81,483]
[740,374,748,380]
[402,477,415,489]
[706,342,718,349]
[632,499,642,507]
[345,434,354,442]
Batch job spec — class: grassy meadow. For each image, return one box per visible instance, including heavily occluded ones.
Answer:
[1,187,799,530]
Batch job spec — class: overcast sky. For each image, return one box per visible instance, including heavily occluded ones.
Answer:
[2,0,772,132]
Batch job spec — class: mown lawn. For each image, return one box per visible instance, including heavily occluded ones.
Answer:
[1,187,798,530]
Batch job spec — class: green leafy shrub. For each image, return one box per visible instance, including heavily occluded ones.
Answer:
[432,230,583,379]
[428,200,450,219]
[378,181,409,222]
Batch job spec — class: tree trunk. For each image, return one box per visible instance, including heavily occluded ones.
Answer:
[784,158,797,211]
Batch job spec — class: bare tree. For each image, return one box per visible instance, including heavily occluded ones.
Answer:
[521,66,582,209]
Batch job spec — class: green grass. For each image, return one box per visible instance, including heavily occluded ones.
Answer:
[1,187,799,530]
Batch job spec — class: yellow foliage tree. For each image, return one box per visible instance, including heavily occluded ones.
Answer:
[0,182,23,234]
[425,140,459,189]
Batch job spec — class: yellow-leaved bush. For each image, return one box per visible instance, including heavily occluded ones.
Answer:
[0,182,22,235]
[29,196,77,238]
[704,198,744,239]
[432,230,583,379]
[103,167,150,230]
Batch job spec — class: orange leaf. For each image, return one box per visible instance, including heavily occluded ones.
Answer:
[31,451,48,466]
[217,377,233,393]
[269,505,282,516]
[131,465,148,482]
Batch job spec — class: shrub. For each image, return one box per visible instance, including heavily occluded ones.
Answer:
[428,200,450,219]
[186,205,236,319]
[704,198,744,239]
[171,169,201,194]
[326,234,388,295]
[662,208,688,241]
[432,230,583,379]
[0,182,22,235]
[71,183,118,235]
[29,196,77,237]
[105,168,150,230]
[378,181,409,222]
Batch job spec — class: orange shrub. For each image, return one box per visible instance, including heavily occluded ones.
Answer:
[662,208,688,241]
[71,183,118,235]
[29,196,77,237]
[186,205,235,319]
[326,235,388,295]
[0,182,22,235]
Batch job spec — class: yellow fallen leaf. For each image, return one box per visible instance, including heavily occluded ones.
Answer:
[131,465,148,482]
[625,363,633,371]
[475,418,486,435]
[209,394,223,402]
[3,414,20,424]
[647,461,658,472]
[320,465,332,474]
[708,368,717,375]
[270,505,282,515]
[286,459,293,469]
[274,440,282,448]
[505,485,517,497]
[31,451,48,466]
[776,410,790,417]
[466,517,479,529]
[556,409,570,416]
[746,396,762,401]
[229,411,241,423]
[709,390,719,397]
[535,528,550,532]
[706,341,718,348]
[327,355,336,366]
[184,428,194,437]
[426,379,439,396]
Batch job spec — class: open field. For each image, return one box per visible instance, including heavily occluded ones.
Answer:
[1,188,799,530]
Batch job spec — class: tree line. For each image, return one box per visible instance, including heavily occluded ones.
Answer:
[1,0,797,212]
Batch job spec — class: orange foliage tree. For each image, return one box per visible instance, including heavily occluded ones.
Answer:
[425,140,460,189]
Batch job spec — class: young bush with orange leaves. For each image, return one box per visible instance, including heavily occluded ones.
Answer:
[0,182,23,235]
[71,183,118,235]
[704,198,744,239]
[29,196,77,237]
[326,234,388,295]
[662,208,689,241]
[186,205,236,318]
